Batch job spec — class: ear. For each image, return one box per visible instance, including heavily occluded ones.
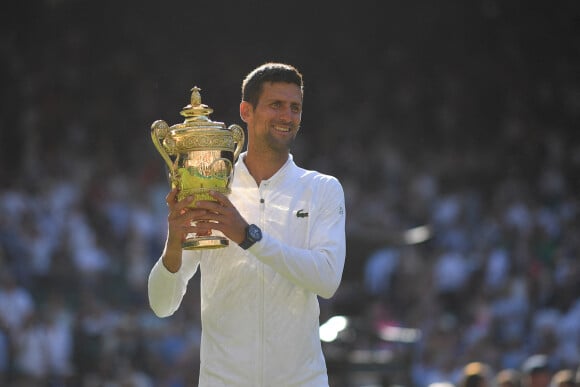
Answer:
[240,101,252,123]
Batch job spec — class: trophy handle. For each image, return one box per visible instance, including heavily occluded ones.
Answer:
[229,124,245,161]
[151,120,176,177]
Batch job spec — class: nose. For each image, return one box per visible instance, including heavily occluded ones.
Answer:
[277,105,292,121]
[278,104,299,123]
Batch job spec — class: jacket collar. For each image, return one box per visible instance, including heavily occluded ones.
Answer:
[235,152,295,186]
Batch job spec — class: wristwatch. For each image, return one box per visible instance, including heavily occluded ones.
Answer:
[239,224,262,250]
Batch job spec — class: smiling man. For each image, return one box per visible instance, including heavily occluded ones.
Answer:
[148,62,347,386]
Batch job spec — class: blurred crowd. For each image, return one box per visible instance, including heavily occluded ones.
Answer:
[1,0,580,386]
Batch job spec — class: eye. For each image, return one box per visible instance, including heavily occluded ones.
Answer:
[291,105,302,114]
[270,101,281,109]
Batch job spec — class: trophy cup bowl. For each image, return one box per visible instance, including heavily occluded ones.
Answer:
[151,87,245,249]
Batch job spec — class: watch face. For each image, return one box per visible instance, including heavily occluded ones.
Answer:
[248,225,262,241]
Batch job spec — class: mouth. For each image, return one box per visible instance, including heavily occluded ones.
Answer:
[274,125,292,133]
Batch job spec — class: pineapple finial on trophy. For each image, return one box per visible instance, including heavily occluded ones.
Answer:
[180,86,213,122]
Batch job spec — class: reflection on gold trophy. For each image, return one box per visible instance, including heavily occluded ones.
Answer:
[151,87,245,249]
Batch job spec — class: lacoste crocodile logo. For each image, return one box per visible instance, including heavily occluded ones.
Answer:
[296,209,309,218]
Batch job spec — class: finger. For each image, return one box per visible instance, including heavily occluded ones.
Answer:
[175,194,196,213]
[186,208,215,222]
[165,188,179,208]
[194,199,226,213]
[193,220,214,232]
[208,190,233,207]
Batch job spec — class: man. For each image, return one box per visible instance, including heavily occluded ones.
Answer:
[458,361,494,387]
[549,369,576,387]
[521,354,552,387]
[496,368,522,387]
[148,62,346,386]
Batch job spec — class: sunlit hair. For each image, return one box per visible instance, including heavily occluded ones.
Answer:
[460,362,493,387]
[241,62,303,108]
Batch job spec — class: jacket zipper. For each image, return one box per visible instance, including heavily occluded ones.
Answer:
[258,192,266,386]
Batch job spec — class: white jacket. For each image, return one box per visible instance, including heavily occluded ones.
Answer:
[148,153,346,386]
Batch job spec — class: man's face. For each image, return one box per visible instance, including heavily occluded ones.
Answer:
[527,371,552,387]
[241,81,302,153]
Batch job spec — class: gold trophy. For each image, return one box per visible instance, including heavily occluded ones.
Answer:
[151,87,245,249]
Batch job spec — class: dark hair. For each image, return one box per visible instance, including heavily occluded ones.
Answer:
[460,362,493,387]
[463,374,484,387]
[241,62,303,108]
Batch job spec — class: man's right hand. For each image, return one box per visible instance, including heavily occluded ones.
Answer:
[162,188,198,272]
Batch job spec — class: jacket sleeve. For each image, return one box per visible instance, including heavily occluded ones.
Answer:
[147,251,200,317]
[249,177,346,299]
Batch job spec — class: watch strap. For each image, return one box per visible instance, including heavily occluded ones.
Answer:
[239,224,262,250]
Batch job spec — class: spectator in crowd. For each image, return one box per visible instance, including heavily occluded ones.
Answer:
[457,362,493,387]
[496,368,522,387]
[521,354,553,387]
[0,271,35,336]
[549,369,576,387]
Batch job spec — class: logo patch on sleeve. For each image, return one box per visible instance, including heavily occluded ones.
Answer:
[296,209,309,218]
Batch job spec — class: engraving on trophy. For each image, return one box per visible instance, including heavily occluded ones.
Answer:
[151,87,245,249]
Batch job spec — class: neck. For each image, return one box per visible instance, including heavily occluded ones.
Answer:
[244,150,288,185]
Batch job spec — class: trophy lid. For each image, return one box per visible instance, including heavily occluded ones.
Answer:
[171,86,225,133]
